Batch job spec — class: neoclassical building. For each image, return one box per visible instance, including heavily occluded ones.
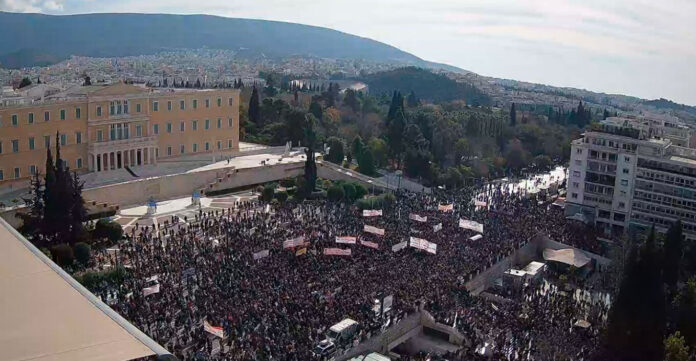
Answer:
[0,83,240,191]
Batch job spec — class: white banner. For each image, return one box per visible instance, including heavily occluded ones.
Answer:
[283,235,306,249]
[433,223,442,233]
[324,248,352,256]
[392,241,407,252]
[142,283,160,296]
[364,225,385,236]
[459,219,484,233]
[360,240,379,249]
[409,213,427,223]
[475,200,487,207]
[336,236,357,244]
[383,295,393,311]
[253,249,270,260]
[362,209,383,217]
[438,204,454,212]
[204,320,225,338]
[409,237,437,254]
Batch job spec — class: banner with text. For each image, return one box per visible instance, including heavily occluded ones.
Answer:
[409,237,437,254]
[392,241,408,252]
[283,236,306,249]
[324,248,352,256]
[360,240,379,249]
[438,204,454,212]
[459,219,484,233]
[295,247,307,256]
[364,225,385,236]
[362,209,383,217]
[336,236,357,244]
[409,213,428,223]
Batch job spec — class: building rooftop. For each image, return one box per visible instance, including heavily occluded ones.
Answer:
[0,217,173,361]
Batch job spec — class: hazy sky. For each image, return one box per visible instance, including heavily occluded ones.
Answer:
[2,0,695,105]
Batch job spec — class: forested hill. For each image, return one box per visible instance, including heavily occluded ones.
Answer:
[363,67,491,105]
[0,12,427,68]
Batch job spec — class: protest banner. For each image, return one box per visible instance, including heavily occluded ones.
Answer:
[409,213,427,222]
[360,240,379,249]
[459,219,484,233]
[324,248,352,256]
[438,204,454,212]
[253,249,270,260]
[364,225,385,236]
[204,320,225,338]
[283,235,305,249]
[362,209,383,217]
[336,236,357,244]
[392,241,407,252]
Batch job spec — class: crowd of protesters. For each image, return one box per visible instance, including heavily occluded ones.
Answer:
[87,175,610,361]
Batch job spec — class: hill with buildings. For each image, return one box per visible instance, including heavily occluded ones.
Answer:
[0,12,452,70]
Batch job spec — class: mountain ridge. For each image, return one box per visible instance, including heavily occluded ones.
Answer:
[0,11,463,71]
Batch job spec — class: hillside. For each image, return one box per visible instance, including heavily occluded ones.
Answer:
[363,67,491,105]
[0,12,434,69]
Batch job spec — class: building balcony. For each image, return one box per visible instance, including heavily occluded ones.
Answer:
[88,135,158,154]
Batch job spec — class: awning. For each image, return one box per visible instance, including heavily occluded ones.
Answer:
[0,217,174,361]
[543,248,591,268]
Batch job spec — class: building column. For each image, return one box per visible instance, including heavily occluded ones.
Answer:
[103,153,108,172]
[124,150,129,168]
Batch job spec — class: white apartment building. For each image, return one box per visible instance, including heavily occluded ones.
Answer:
[567,116,696,241]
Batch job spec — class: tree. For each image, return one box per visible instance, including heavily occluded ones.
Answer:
[74,242,91,265]
[368,138,389,168]
[16,171,44,238]
[18,77,32,89]
[274,190,288,203]
[93,219,123,243]
[675,278,696,346]
[604,227,665,361]
[351,136,365,163]
[261,185,275,202]
[406,91,419,107]
[664,220,683,290]
[343,89,360,112]
[387,108,406,165]
[358,149,377,176]
[342,183,357,201]
[325,137,345,165]
[510,103,517,126]
[664,332,689,361]
[308,100,323,120]
[248,87,261,125]
[327,185,345,202]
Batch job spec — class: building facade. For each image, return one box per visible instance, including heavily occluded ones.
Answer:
[0,83,239,191]
[567,116,696,241]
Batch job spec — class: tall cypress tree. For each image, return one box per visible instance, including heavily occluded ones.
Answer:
[664,220,683,290]
[248,87,260,125]
[604,227,665,361]
[510,103,517,126]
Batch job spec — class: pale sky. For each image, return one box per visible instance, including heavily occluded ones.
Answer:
[2,0,695,105]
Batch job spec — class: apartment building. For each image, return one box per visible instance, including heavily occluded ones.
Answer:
[0,83,239,191]
[567,116,696,241]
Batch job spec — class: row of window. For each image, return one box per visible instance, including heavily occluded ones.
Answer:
[152,97,233,112]
[153,118,234,134]
[164,140,235,156]
[0,133,82,154]
[0,108,81,126]
[0,159,83,181]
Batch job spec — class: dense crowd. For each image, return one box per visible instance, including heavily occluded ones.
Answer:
[88,177,610,361]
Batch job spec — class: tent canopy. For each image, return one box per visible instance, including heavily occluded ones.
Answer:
[543,248,592,268]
